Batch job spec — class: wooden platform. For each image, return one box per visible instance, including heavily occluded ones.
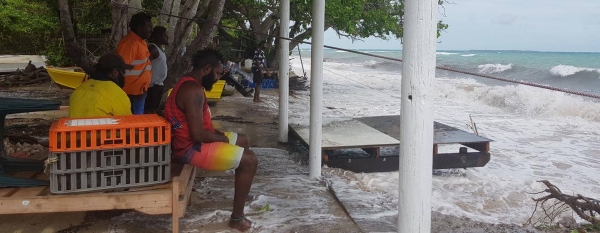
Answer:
[289,120,398,150]
[0,163,196,233]
[289,115,493,172]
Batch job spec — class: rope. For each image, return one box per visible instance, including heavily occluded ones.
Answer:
[113,2,600,100]
[44,157,58,174]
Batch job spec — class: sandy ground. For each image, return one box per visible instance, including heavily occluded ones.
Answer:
[0,83,580,232]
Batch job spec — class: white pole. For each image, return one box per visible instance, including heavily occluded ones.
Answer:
[309,0,325,178]
[278,0,290,143]
[398,0,437,232]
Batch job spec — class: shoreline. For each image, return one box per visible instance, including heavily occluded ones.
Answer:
[0,81,585,232]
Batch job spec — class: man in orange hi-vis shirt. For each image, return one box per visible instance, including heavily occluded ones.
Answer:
[116,12,153,115]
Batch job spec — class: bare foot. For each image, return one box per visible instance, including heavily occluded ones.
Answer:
[229,217,252,232]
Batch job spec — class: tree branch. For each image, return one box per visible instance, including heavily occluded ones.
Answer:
[57,0,93,72]
[288,25,332,50]
[528,180,600,226]
[194,0,211,19]
[189,0,226,51]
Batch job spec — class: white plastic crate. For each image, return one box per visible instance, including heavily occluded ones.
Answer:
[49,144,171,194]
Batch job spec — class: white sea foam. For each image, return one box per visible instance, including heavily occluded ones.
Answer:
[437,52,458,55]
[281,56,600,225]
[461,54,477,57]
[550,64,600,77]
[477,63,513,74]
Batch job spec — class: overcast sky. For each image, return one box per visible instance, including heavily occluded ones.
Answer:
[307,0,600,52]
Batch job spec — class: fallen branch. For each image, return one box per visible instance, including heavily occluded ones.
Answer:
[528,180,600,226]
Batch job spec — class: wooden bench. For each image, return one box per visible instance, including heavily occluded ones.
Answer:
[0,162,196,233]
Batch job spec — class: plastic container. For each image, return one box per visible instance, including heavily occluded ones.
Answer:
[49,114,170,152]
[49,144,171,194]
[244,59,253,69]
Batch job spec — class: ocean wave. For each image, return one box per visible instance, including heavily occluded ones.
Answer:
[461,54,477,57]
[363,60,400,71]
[437,52,458,55]
[436,77,600,122]
[336,50,348,53]
[549,65,600,77]
[477,63,513,74]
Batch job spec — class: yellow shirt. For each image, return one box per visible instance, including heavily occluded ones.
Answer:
[69,79,133,118]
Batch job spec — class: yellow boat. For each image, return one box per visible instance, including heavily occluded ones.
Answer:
[47,67,226,101]
[46,67,86,89]
[167,80,226,102]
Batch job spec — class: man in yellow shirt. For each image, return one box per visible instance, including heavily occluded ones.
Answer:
[69,54,133,118]
[116,12,153,115]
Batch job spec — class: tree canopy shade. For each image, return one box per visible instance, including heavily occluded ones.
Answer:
[220,0,448,67]
[0,0,449,91]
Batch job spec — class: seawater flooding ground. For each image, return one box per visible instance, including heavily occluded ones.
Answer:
[271,50,600,226]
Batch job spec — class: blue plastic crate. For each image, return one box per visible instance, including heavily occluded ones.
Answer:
[248,79,278,89]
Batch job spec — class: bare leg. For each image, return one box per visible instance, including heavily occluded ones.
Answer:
[235,133,250,151]
[235,134,255,202]
[253,85,262,102]
[228,150,258,232]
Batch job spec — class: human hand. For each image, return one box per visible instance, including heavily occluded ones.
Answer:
[222,135,230,143]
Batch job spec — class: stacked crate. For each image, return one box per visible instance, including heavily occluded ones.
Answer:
[48,115,171,194]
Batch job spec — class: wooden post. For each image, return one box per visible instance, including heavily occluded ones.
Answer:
[278,0,290,143]
[172,177,180,233]
[398,0,437,232]
[309,0,325,179]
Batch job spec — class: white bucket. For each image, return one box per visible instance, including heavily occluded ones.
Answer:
[244,59,253,68]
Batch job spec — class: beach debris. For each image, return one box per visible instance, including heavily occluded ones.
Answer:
[0,61,50,87]
[258,204,270,212]
[527,180,600,229]
[3,137,46,159]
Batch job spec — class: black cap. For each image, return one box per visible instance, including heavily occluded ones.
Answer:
[95,53,134,70]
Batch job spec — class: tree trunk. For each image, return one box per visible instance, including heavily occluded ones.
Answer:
[165,0,181,46]
[128,0,143,18]
[57,0,93,72]
[189,0,226,53]
[163,0,226,92]
[267,35,280,70]
[167,0,202,61]
[158,0,174,26]
[163,0,202,92]
[266,25,331,70]
[109,0,129,51]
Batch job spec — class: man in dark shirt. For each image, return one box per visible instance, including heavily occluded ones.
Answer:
[251,41,270,103]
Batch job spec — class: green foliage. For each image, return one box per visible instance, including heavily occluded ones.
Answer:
[44,39,74,67]
[223,0,448,57]
[258,203,270,212]
[217,41,235,61]
[142,0,164,13]
[0,0,115,65]
[0,0,58,54]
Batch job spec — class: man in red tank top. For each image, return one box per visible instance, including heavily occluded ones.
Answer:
[164,49,257,232]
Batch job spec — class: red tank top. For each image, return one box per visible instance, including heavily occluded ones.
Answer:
[164,76,215,158]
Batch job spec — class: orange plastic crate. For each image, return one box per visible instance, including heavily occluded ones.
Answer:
[49,114,171,152]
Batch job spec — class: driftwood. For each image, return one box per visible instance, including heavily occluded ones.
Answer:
[0,60,51,86]
[527,180,600,227]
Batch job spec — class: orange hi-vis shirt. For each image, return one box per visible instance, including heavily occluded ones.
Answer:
[116,31,152,95]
